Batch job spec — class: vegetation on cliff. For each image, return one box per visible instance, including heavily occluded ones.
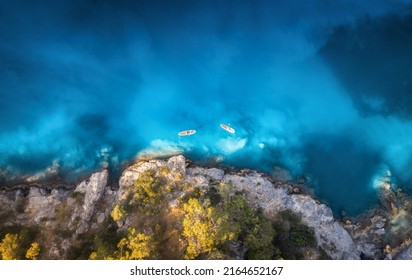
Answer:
[0,226,39,260]
[0,169,320,260]
[85,170,318,260]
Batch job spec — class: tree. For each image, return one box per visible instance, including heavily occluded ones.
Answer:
[118,170,165,215]
[88,224,122,260]
[0,233,20,260]
[182,198,217,259]
[89,252,98,260]
[111,204,126,222]
[217,184,277,259]
[181,188,278,260]
[116,228,158,260]
[132,171,162,206]
[25,242,40,260]
[0,227,39,260]
[273,210,317,259]
[89,236,116,260]
[244,218,277,259]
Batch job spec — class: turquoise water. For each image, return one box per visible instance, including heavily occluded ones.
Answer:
[1,0,412,216]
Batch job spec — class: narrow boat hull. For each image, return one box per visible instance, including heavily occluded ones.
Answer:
[220,124,235,134]
[178,129,196,136]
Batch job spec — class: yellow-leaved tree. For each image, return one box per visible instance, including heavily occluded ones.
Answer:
[111,204,126,222]
[0,233,20,260]
[181,184,278,260]
[25,242,40,260]
[182,198,217,259]
[132,171,162,207]
[116,228,158,260]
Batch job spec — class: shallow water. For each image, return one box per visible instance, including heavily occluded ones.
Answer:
[1,1,412,216]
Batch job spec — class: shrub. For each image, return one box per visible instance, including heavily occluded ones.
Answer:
[111,204,126,222]
[273,210,317,259]
[116,228,158,260]
[0,227,39,260]
[0,233,20,260]
[25,242,40,260]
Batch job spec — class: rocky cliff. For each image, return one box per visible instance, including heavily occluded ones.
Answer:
[0,155,411,259]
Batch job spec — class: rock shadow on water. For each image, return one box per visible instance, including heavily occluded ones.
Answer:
[303,135,381,217]
[320,13,412,118]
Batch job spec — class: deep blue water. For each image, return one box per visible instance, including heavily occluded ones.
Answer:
[1,0,412,216]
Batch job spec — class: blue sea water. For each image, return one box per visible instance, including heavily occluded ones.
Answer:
[1,0,412,216]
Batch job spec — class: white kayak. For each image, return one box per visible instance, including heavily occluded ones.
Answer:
[220,124,235,134]
[178,129,196,136]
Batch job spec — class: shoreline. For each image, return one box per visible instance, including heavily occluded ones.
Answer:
[1,154,412,259]
[0,154,402,221]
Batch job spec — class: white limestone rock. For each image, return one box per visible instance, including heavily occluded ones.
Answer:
[223,173,277,207]
[69,169,108,233]
[186,175,209,188]
[187,167,225,181]
[119,160,164,190]
[220,171,358,259]
[26,187,63,224]
[167,155,186,174]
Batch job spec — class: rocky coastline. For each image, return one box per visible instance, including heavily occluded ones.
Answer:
[0,155,411,259]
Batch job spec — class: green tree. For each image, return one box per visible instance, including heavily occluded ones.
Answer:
[217,185,277,259]
[89,236,115,260]
[88,223,121,260]
[243,217,277,259]
[273,210,317,259]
